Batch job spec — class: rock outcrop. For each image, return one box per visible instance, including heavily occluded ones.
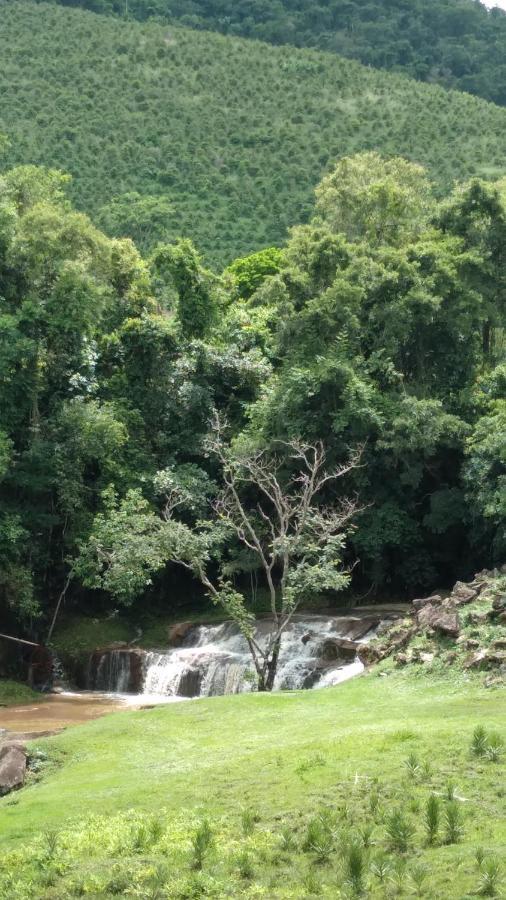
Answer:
[0,741,27,796]
[359,567,506,675]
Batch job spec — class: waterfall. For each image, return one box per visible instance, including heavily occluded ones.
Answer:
[85,609,401,699]
[87,649,143,693]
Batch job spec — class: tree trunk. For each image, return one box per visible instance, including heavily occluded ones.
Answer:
[257,635,281,693]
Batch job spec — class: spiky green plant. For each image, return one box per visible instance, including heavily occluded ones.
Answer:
[471,726,489,757]
[477,857,502,897]
[424,794,440,845]
[344,841,366,896]
[385,809,415,853]
[444,801,464,845]
[191,819,214,870]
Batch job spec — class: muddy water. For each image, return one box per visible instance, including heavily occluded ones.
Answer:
[0,692,135,737]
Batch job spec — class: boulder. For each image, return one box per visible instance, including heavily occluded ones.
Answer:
[491,638,506,652]
[168,622,196,647]
[464,650,506,669]
[450,582,477,606]
[417,603,460,637]
[491,595,506,617]
[412,594,442,611]
[343,616,381,641]
[0,743,27,796]
[357,643,384,666]
[318,637,360,661]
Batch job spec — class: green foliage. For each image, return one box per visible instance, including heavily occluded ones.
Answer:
[424,794,440,845]
[43,0,506,108]
[4,3,506,265]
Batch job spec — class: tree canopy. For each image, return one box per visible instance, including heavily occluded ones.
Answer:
[1,155,505,637]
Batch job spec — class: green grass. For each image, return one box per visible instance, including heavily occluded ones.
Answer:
[0,671,504,896]
[0,680,41,707]
[3,2,506,264]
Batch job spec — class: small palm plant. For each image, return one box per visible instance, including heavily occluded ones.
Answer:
[444,801,464,845]
[477,857,502,897]
[424,794,440,845]
[192,819,214,870]
[385,809,415,853]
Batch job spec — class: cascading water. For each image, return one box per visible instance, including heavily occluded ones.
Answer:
[85,610,400,699]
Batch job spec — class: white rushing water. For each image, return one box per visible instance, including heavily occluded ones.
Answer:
[86,610,399,699]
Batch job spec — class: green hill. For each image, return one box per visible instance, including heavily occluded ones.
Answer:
[0,673,504,896]
[44,0,506,107]
[2,2,506,263]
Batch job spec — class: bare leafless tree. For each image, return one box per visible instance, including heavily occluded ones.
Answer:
[160,414,362,691]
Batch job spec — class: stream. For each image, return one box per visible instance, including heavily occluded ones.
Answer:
[0,607,404,736]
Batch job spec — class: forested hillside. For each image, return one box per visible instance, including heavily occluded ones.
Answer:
[2,3,506,263]
[43,0,506,106]
[1,155,505,636]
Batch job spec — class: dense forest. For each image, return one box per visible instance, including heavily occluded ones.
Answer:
[42,0,506,106]
[2,3,506,265]
[1,154,505,637]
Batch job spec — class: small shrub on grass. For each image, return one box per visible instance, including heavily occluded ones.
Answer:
[389,857,408,895]
[280,824,297,851]
[42,829,59,861]
[191,819,214,870]
[302,812,335,863]
[444,801,464,844]
[485,734,504,763]
[424,794,440,845]
[476,846,486,868]
[445,779,457,801]
[477,856,502,896]
[359,823,375,848]
[105,864,133,895]
[343,841,366,896]
[385,809,415,853]
[241,807,259,836]
[302,868,322,895]
[370,852,391,884]
[236,848,254,879]
[404,752,421,780]
[410,861,429,895]
[471,726,489,757]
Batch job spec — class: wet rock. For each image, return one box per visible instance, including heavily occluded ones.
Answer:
[168,622,196,647]
[0,742,27,796]
[301,632,312,645]
[417,603,460,637]
[177,667,202,698]
[450,582,477,606]
[318,637,359,661]
[342,617,381,641]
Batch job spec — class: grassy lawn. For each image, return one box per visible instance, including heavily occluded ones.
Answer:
[0,669,504,896]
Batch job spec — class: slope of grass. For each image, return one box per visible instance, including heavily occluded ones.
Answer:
[2,3,506,264]
[0,671,504,896]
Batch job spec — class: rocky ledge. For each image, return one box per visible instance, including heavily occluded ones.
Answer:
[358,566,506,679]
